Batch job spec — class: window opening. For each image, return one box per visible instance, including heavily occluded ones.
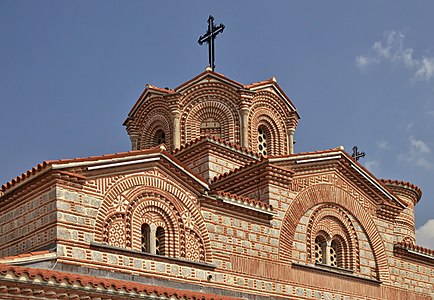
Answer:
[155,129,166,145]
[329,240,338,267]
[258,126,268,156]
[141,224,151,253]
[314,237,326,264]
[315,236,344,268]
[155,227,165,256]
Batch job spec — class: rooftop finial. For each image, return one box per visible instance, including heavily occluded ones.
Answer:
[198,15,225,71]
[352,146,366,161]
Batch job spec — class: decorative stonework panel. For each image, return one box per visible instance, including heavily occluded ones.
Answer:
[103,214,126,248]
[291,173,376,214]
[185,229,205,262]
[113,194,129,213]
[107,219,126,248]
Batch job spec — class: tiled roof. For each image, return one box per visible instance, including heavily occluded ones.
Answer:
[211,158,262,183]
[213,190,273,211]
[172,135,259,158]
[0,264,242,300]
[380,179,423,202]
[244,78,276,89]
[175,69,244,91]
[0,161,50,192]
[1,148,162,192]
[1,146,209,193]
[146,84,175,94]
[395,241,434,258]
[0,250,53,262]
[270,148,406,211]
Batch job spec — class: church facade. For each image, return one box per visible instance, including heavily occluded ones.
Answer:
[0,69,433,299]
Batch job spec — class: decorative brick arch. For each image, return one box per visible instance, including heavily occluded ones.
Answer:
[137,108,172,150]
[307,205,360,271]
[181,100,238,144]
[127,194,181,257]
[280,183,390,282]
[249,103,288,155]
[249,111,284,156]
[179,82,241,145]
[94,174,212,263]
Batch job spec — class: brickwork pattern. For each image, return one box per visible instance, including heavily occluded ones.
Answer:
[280,181,391,283]
[0,188,57,257]
[248,93,290,156]
[126,73,297,156]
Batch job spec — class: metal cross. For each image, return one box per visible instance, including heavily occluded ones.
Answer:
[352,146,366,161]
[198,15,225,71]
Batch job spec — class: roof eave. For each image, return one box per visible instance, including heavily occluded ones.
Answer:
[270,150,405,208]
[175,70,244,92]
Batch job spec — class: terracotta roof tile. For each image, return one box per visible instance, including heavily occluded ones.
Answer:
[175,69,244,91]
[379,179,423,202]
[0,264,242,300]
[1,147,163,193]
[244,78,276,89]
[172,135,260,158]
[211,158,262,183]
[213,190,273,211]
[395,241,434,257]
[160,149,209,188]
[47,146,163,165]
[146,84,175,94]
[0,250,53,262]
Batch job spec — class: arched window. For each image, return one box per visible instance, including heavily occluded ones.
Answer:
[154,129,166,145]
[329,240,338,267]
[257,126,268,156]
[314,235,345,269]
[141,223,166,256]
[200,117,221,137]
[314,236,326,264]
[156,226,165,255]
[141,224,151,253]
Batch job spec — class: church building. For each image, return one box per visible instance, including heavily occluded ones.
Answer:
[0,68,433,299]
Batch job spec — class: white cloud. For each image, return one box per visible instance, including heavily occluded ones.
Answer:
[377,139,389,149]
[410,136,430,154]
[398,136,432,170]
[416,219,434,249]
[356,31,434,81]
[355,55,377,69]
[425,110,434,117]
[415,57,434,80]
[364,160,380,175]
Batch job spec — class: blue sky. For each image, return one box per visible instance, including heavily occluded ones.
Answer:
[1,1,433,247]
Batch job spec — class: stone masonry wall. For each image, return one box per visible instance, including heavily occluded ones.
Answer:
[3,172,431,299]
[0,187,57,257]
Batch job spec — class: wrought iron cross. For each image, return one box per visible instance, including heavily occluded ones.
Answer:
[352,146,366,161]
[198,15,225,71]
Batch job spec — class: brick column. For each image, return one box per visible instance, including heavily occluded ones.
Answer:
[240,107,249,148]
[288,128,295,154]
[172,110,181,149]
[130,135,139,150]
[149,224,157,255]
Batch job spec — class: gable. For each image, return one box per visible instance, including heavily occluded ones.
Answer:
[269,149,406,218]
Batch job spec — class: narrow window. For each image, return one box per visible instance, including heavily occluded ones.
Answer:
[329,240,338,267]
[257,126,268,156]
[155,227,165,256]
[154,129,166,145]
[141,224,151,253]
[314,237,326,264]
